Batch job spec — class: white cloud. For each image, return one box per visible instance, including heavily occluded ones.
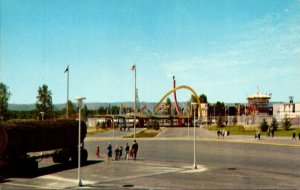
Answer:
[161,13,300,98]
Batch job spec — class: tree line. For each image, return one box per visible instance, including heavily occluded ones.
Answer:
[0,82,123,121]
[2,82,279,124]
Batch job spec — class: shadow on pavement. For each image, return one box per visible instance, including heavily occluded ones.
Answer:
[0,160,102,179]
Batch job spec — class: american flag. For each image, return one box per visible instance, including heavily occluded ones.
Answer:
[130,65,136,71]
[64,65,69,73]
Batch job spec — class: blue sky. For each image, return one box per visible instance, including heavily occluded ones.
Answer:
[1,0,300,104]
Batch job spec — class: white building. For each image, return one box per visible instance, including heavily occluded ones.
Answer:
[273,102,300,121]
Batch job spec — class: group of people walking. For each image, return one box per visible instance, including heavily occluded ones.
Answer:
[217,129,230,138]
[266,127,275,137]
[104,140,139,161]
[292,132,300,141]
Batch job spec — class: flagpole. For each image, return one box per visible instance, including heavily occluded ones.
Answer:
[134,65,136,139]
[66,65,69,119]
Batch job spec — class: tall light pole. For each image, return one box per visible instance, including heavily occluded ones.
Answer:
[131,65,137,139]
[112,115,115,140]
[191,102,198,169]
[75,96,86,187]
[65,65,69,119]
[188,115,190,138]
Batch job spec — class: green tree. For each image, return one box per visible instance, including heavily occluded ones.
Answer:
[217,116,224,128]
[214,101,225,116]
[190,95,199,111]
[190,94,208,105]
[270,117,278,131]
[199,94,207,103]
[259,118,269,132]
[0,83,11,120]
[62,100,76,115]
[36,84,53,117]
[111,106,120,115]
[165,97,172,115]
[82,104,88,121]
[98,106,106,114]
[281,115,292,131]
[232,116,238,125]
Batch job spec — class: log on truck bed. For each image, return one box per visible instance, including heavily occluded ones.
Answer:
[0,120,86,156]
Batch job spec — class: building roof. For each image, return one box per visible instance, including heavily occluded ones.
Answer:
[247,92,271,99]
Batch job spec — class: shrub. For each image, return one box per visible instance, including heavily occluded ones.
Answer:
[259,118,269,132]
[217,116,225,128]
[147,120,160,130]
[101,121,106,129]
[270,117,278,131]
[232,116,238,125]
[281,115,291,131]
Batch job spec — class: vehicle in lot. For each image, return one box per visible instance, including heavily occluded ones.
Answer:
[0,120,88,173]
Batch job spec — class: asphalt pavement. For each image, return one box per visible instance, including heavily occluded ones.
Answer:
[1,127,300,189]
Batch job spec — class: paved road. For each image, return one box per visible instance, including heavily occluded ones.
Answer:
[1,127,300,189]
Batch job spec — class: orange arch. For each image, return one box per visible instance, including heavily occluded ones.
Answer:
[153,85,202,119]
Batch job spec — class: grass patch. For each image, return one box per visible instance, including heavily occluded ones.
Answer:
[204,125,300,137]
[269,128,300,137]
[124,129,161,138]
[205,125,250,135]
[87,126,111,135]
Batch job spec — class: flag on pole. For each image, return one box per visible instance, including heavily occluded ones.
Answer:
[64,65,69,73]
[130,65,135,71]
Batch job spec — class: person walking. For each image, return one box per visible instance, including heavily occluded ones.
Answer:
[124,143,130,160]
[271,129,275,138]
[256,129,261,140]
[132,140,139,160]
[119,146,123,160]
[96,146,100,158]
[298,132,300,141]
[292,132,296,141]
[115,145,120,160]
[267,128,270,137]
[107,142,113,161]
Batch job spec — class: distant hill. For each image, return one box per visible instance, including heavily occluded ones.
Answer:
[8,104,36,111]
[9,101,262,111]
[8,102,158,111]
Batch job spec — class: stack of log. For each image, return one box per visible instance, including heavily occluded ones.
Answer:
[0,120,86,156]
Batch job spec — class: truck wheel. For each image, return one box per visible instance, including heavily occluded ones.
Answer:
[70,149,88,165]
[81,149,88,164]
[18,158,38,175]
[70,149,78,164]
[52,150,70,163]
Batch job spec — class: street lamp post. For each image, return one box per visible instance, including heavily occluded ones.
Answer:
[112,115,115,140]
[188,115,190,138]
[191,102,198,169]
[75,96,86,187]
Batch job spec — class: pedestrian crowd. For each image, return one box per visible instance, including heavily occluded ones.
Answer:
[215,127,300,142]
[217,129,230,138]
[292,131,300,141]
[119,126,130,132]
[97,140,139,161]
[255,129,261,140]
[266,127,275,138]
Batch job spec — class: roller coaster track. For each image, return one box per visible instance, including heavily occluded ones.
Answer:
[153,85,202,119]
